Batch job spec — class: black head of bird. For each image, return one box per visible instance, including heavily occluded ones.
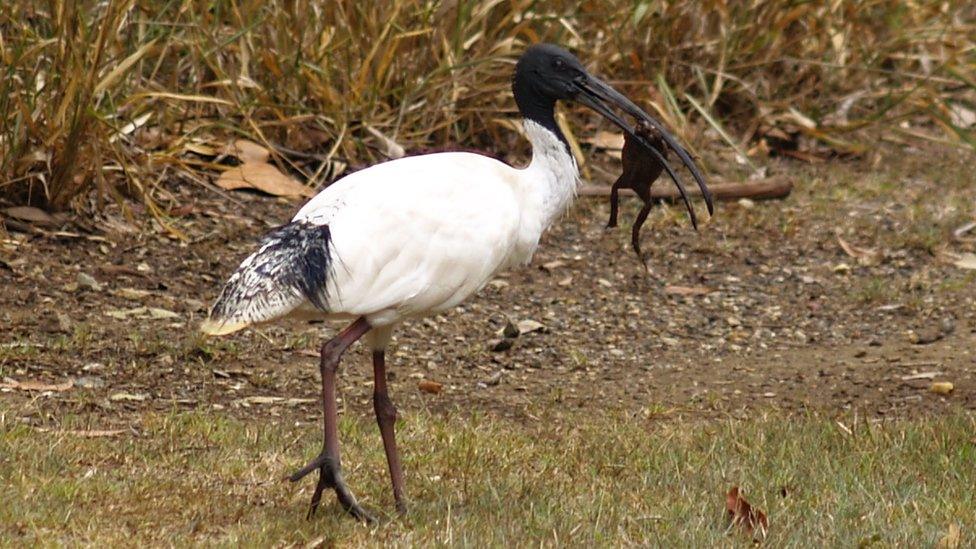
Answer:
[513,43,713,230]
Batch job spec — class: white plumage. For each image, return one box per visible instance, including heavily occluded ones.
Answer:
[202,120,577,346]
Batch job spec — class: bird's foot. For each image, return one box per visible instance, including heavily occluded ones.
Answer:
[394,499,408,517]
[289,452,375,523]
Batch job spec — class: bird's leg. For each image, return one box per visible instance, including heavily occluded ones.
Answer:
[289,317,374,522]
[372,350,407,515]
[607,176,624,229]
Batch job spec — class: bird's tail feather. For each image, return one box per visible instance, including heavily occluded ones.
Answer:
[201,220,334,336]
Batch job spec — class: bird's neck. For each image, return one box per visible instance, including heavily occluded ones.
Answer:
[520,118,580,230]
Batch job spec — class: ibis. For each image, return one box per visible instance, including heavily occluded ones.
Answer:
[202,43,713,521]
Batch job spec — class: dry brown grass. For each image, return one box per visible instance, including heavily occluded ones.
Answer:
[1,1,974,214]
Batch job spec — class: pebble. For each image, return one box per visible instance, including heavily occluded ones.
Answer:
[77,272,102,291]
[74,376,105,389]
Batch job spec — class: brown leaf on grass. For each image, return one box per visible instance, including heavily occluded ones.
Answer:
[216,162,314,198]
[418,380,443,394]
[0,379,74,392]
[836,234,881,266]
[226,139,270,163]
[726,486,768,537]
[664,285,714,296]
[3,206,57,226]
[948,253,976,270]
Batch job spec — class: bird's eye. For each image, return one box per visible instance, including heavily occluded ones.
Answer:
[553,58,565,70]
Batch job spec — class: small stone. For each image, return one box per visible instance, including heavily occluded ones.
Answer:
[940,318,956,336]
[726,316,742,327]
[77,272,102,291]
[909,327,945,345]
[485,371,503,386]
[516,319,546,335]
[56,313,73,333]
[541,260,566,272]
[597,278,613,288]
[74,376,105,389]
[737,198,756,209]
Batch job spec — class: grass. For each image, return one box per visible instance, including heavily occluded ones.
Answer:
[1,1,973,215]
[1,404,973,546]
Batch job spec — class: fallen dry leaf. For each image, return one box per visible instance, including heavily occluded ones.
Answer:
[418,380,443,394]
[726,486,768,538]
[664,285,714,296]
[110,392,149,402]
[217,162,314,198]
[115,288,152,300]
[836,234,881,266]
[226,139,270,163]
[930,382,954,395]
[3,206,57,226]
[950,253,976,270]
[148,307,180,320]
[0,379,74,392]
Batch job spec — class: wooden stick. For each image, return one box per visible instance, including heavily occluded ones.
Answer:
[580,176,793,201]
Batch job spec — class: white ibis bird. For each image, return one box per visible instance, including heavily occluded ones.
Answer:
[201,43,713,521]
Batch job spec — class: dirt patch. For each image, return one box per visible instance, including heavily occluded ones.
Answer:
[2,145,975,427]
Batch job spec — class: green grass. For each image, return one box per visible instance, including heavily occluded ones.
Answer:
[1,405,972,546]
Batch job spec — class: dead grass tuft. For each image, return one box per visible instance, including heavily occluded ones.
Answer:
[1,1,974,215]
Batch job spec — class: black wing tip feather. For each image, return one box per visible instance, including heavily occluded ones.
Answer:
[268,221,334,310]
[208,220,335,324]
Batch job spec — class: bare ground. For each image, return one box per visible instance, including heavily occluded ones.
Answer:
[1,144,975,428]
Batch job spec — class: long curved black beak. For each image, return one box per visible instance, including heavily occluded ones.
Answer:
[573,74,714,229]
